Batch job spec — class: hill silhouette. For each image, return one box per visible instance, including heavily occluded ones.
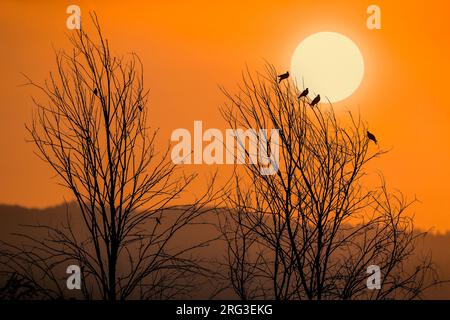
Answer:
[1,202,449,299]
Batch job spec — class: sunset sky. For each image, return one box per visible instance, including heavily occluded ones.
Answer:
[1,0,449,231]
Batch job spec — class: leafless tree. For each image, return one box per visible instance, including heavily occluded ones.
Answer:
[0,14,219,300]
[217,65,439,300]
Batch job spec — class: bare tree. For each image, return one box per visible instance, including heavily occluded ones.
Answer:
[217,65,439,300]
[1,14,219,300]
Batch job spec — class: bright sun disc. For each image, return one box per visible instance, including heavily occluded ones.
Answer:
[290,32,365,103]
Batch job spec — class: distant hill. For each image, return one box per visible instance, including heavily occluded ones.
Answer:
[1,203,450,299]
[0,202,78,240]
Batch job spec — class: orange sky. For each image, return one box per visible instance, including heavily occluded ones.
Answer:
[1,0,449,231]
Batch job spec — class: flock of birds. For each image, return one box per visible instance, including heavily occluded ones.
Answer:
[91,73,377,147]
[277,71,377,145]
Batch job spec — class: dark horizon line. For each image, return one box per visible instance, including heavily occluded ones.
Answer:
[0,201,449,235]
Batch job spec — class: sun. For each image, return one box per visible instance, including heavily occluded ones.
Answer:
[290,32,365,104]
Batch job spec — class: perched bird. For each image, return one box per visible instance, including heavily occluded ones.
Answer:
[298,88,309,99]
[156,217,161,225]
[93,88,98,96]
[367,130,378,144]
[310,94,320,107]
[278,71,289,83]
[138,103,143,112]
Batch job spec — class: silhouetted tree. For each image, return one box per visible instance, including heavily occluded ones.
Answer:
[217,65,439,300]
[1,14,219,300]
[0,273,40,300]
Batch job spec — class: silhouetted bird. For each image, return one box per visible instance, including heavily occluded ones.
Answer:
[156,217,161,225]
[138,103,143,112]
[367,130,378,144]
[310,94,320,106]
[93,88,98,96]
[298,88,309,99]
[278,71,289,83]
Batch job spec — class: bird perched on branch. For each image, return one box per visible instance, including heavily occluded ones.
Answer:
[367,130,378,144]
[138,103,143,112]
[278,71,289,83]
[310,94,320,107]
[93,88,98,96]
[156,217,161,225]
[298,88,309,99]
